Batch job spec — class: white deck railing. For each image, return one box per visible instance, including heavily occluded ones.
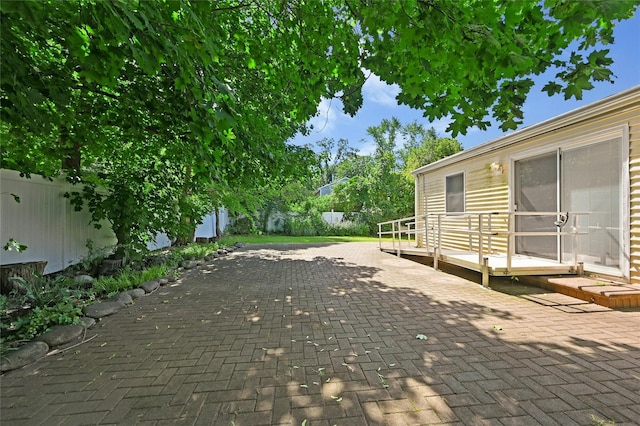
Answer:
[378,211,588,284]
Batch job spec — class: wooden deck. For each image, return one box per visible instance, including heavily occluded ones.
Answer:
[380,245,640,309]
[380,246,577,277]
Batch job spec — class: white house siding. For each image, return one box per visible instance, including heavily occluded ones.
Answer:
[627,105,640,283]
[414,86,640,282]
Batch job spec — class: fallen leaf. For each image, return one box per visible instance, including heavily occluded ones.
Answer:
[493,325,503,331]
[416,334,428,340]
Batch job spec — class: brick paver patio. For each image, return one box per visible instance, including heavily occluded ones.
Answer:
[1,243,639,425]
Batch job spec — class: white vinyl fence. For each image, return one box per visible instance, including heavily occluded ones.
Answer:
[195,208,230,240]
[1,169,118,274]
[1,169,227,274]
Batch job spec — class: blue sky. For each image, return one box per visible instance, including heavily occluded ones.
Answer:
[289,11,640,154]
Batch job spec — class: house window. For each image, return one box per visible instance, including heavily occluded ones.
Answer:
[446,172,465,212]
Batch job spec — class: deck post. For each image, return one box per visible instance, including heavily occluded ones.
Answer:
[572,214,578,271]
[392,221,396,252]
[434,214,442,270]
[507,212,514,273]
[378,223,382,250]
[482,257,489,288]
[424,214,430,252]
[478,215,484,266]
[487,214,492,252]
[397,221,401,255]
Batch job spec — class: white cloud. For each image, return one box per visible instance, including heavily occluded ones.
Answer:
[306,98,344,134]
[429,117,454,136]
[362,73,400,107]
[358,140,377,156]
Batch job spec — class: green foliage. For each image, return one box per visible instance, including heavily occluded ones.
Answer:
[88,274,132,297]
[1,274,88,351]
[3,238,28,252]
[139,265,170,283]
[92,263,171,296]
[174,243,220,261]
[9,274,82,309]
[330,118,457,230]
[284,213,328,237]
[325,221,371,237]
[71,239,115,275]
[226,216,258,235]
[358,0,638,134]
[2,0,636,256]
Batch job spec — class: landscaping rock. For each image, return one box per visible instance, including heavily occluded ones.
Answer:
[107,292,133,306]
[166,273,177,283]
[226,247,235,252]
[0,341,49,372]
[74,275,94,286]
[158,278,169,286]
[140,280,160,293]
[79,317,96,329]
[180,260,194,269]
[83,301,123,319]
[126,288,146,299]
[204,254,217,261]
[36,324,84,347]
[217,249,228,255]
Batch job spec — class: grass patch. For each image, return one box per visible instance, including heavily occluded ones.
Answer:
[219,235,381,245]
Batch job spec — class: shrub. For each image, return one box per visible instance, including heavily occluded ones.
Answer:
[283,213,327,236]
[175,242,219,260]
[325,220,370,236]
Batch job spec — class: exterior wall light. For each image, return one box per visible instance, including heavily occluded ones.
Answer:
[490,162,503,176]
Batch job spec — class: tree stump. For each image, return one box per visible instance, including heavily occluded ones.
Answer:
[0,261,47,295]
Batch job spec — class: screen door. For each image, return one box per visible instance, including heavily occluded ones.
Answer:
[514,152,558,260]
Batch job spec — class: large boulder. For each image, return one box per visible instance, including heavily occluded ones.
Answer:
[0,341,49,372]
[107,292,133,306]
[126,288,146,299]
[140,280,160,293]
[83,301,123,319]
[36,324,85,347]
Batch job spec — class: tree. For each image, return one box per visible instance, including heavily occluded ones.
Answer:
[398,123,463,175]
[315,138,358,186]
[332,118,463,232]
[2,0,637,249]
[356,0,638,134]
[1,1,363,255]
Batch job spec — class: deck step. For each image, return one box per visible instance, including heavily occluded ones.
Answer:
[523,276,640,309]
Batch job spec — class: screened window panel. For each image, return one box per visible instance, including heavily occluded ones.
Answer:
[446,173,464,212]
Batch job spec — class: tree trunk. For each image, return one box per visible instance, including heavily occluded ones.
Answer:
[215,206,222,239]
[61,126,81,172]
[113,225,130,263]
